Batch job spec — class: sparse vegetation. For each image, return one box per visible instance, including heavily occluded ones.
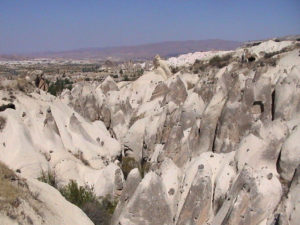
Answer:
[192,59,207,73]
[48,78,73,96]
[98,195,118,215]
[121,156,139,179]
[0,116,6,131]
[73,151,90,166]
[123,75,129,81]
[264,51,281,59]
[38,169,58,188]
[208,54,232,68]
[82,65,100,72]
[139,160,151,178]
[171,66,180,74]
[121,156,151,179]
[264,45,297,60]
[37,169,118,225]
[59,180,118,225]
[59,180,95,207]
[0,162,21,205]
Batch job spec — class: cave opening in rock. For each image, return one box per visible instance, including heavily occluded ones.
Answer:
[272,90,276,120]
[248,56,256,62]
[253,101,264,113]
[211,123,219,152]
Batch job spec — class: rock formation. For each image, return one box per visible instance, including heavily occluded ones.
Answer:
[0,39,299,225]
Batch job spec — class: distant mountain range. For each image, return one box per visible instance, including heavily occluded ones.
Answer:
[1,39,241,61]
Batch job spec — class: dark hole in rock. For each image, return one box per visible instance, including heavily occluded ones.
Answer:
[248,56,256,62]
[273,214,281,225]
[267,173,273,180]
[0,103,15,112]
[168,188,175,195]
[253,101,264,113]
[0,116,7,131]
[198,164,204,170]
[272,90,275,120]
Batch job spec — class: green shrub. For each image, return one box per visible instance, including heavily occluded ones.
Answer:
[82,66,100,72]
[48,78,73,96]
[123,75,129,81]
[59,180,118,225]
[137,68,144,76]
[192,59,207,73]
[38,169,58,188]
[59,180,95,208]
[81,201,111,225]
[99,195,118,215]
[209,54,232,68]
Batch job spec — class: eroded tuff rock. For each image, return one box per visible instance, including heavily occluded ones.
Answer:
[117,172,173,225]
[0,162,93,225]
[1,40,300,224]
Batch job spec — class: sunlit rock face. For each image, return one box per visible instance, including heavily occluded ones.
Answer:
[0,40,300,224]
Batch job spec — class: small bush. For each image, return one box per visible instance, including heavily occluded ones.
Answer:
[38,169,58,188]
[121,156,139,179]
[81,201,111,225]
[59,180,95,207]
[123,75,129,81]
[59,180,117,225]
[48,78,73,96]
[121,156,151,179]
[0,162,22,204]
[264,51,280,59]
[82,66,100,72]
[192,59,207,73]
[171,66,180,74]
[209,54,232,68]
[99,195,118,215]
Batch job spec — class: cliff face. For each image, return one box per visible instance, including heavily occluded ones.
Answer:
[0,40,300,225]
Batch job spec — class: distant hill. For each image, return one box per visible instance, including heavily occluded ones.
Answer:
[1,39,241,61]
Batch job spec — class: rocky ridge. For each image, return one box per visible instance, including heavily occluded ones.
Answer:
[0,39,300,225]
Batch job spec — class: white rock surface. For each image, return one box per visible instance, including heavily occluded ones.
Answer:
[1,39,299,224]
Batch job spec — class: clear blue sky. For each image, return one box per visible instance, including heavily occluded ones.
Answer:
[1,0,299,53]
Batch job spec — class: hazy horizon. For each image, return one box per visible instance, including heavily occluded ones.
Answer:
[1,0,300,54]
[2,39,243,55]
